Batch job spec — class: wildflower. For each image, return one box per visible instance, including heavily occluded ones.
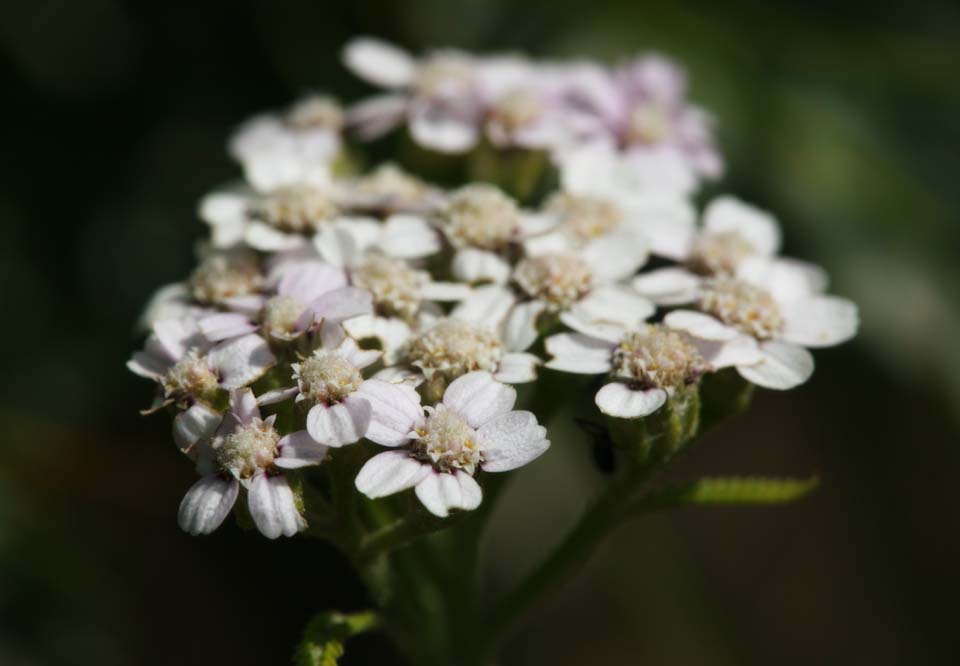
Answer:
[354,372,549,517]
[177,388,329,538]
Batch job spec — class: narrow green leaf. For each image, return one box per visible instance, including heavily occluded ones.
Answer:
[630,476,819,515]
[293,611,380,666]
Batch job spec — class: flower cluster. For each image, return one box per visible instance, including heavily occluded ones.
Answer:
[129,39,858,541]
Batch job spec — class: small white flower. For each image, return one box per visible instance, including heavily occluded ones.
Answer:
[354,372,549,517]
[336,163,445,215]
[229,94,344,192]
[177,388,329,539]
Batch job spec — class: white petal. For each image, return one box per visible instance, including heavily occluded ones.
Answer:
[178,476,238,536]
[346,94,409,140]
[737,341,814,390]
[342,37,416,89]
[198,312,258,342]
[244,221,307,252]
[409,104,479,153]
[581,229,649,282]
[306,398,372,447]
[355,451,431,498]
[419,281,472,302]
[664,310,740,341]
[779,296,859,348]
[703,196,780,256]
[335,336,382,369]
[631,267,702,305]
[566,286,654,330]
[502,300,546,352]
[355,379,423,446]
[276,430,329,469]
[694,335,762,369]
[230,387,260,424]
[127,350,168,381]
[451,248,512,285]
[247,474,306,539]
[154,318,206,361]
[173,403,222,450]
[595,382,667,418]
[414,471,481,517]
[442,371,517,428]
[277,261,347,304]
[522,229,571,257]
[737,256,828,302]
[257,386,299,406]
[619,192,698,260]
[544,333,614,374]
[342,314,411,364]
[494,352,540,384]
[557,313,626,343]
[372,365,424,387]
[453,472,483,511]
[208,334,276,390]
[309,286,373,322]
[380,215,441,258]
[478,410,549,472]
[451,284,515,327]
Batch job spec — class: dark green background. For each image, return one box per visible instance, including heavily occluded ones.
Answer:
[1,1,958,664]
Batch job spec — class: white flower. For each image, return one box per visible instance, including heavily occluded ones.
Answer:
[127,317,275,414]
[177,388,329,539]
[354,372,549,517]
[229,94,344,192]
[661,258,859,390]
[544,321,757,419]
[197,259,371,343]
[335,163,445,215]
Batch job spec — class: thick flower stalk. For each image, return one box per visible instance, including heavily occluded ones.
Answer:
[128,37,859,666]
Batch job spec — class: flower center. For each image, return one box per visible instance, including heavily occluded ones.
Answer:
[414,53,474,98]
[251,186,339,233]
[688,232,755,276]
[260,295,304,338]
[285,95,344,130]
[189,252,263,304]
[164,348,219,400]
[407,318,504,381]
[444,184,521,250]
[411,405,482,474]
[613,325,705,390]
[489,89,543,132]
[352,256,427,321]
[215,419,279,479]
[625,102,672,145]
[699,277,783,339]
[514,253,593,310]
[545,193,622,242]
[296,351,363,404]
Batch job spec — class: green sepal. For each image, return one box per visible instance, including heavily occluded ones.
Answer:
[293,611,380,666]
[606,383,701,469]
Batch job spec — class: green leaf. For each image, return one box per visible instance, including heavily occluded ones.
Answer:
[630,476,819,515]
[293,611,379,666]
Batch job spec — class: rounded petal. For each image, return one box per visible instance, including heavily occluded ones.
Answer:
[566,286,655,331]
[342,314,412,364]
[595,382,667,418]
[737,341,814,390]
[342,37,416,89]
[277,260,347,304]
[309,286,373,322]
[442,372,517,428]
[581,229,649,282]
[177,476,238,536]
[693,335,762,369]
[478,410,550,472]
[244,221,307,252]
[355,379,423,446]
[737,256,828,302]
[702,196,781,256]
[631,267,702,305]
[664,310,739,341]
[208,334,276,390]
[451,284,515,327]
[230,387,261,424]
[451,248,512,285]
[173,403,222,451]
[544,333,614,374]
[494,352,540,384]
[198,312,258,342]
[414,471,482,517]
[247,474,306,539]
[380,214,441,258]
[355,450,432,498]
[346,94,409,139]
[276,430,329,469]
[502,300,546,352]
[779,296,859,348]
[409,104,479,153]
[306,398,372,447]
[419,281,472,302]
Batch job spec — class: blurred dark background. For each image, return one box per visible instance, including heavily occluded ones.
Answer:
[2,1,959,664]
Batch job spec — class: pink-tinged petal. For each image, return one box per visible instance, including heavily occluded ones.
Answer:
[409,104,479,153]
[276,430,329,469]
[631,267,702,305]
[779,296,859,348]
[230,388,260,424]
[198,312,258,342]
[342,37,416,89]
[177,476,238,536]
[581,229,650,282]
[247,474,306,539]
[454,472,483,511]
[257,386,299,406]
[355,379,423,446]
[346,94,409,140]
[320,319,347,349]
[154,318,206,361]
[567,286,655,331]
[494,353,540,384]
[278,261,347,304]
[309,286,373,323]
[502,300,546,352]
[173,403,222,451]
[451,285,515,327]
[702,196,781,257]
[355,451,432,498]
[219,294,266,316]
[478,410,549,472]
[126,349,169,380]
[694,335,762,369]
[380,215,441,259]
[664,310,739,341]
[595,382,666,418]
[451,248,512,285]
[414,472,479,517]
[737,341,814,390]
[208,334,276,390]
[442,372,516,428]
[306,398,371,447]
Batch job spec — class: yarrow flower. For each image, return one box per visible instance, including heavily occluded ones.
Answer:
[355,372,549,517]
